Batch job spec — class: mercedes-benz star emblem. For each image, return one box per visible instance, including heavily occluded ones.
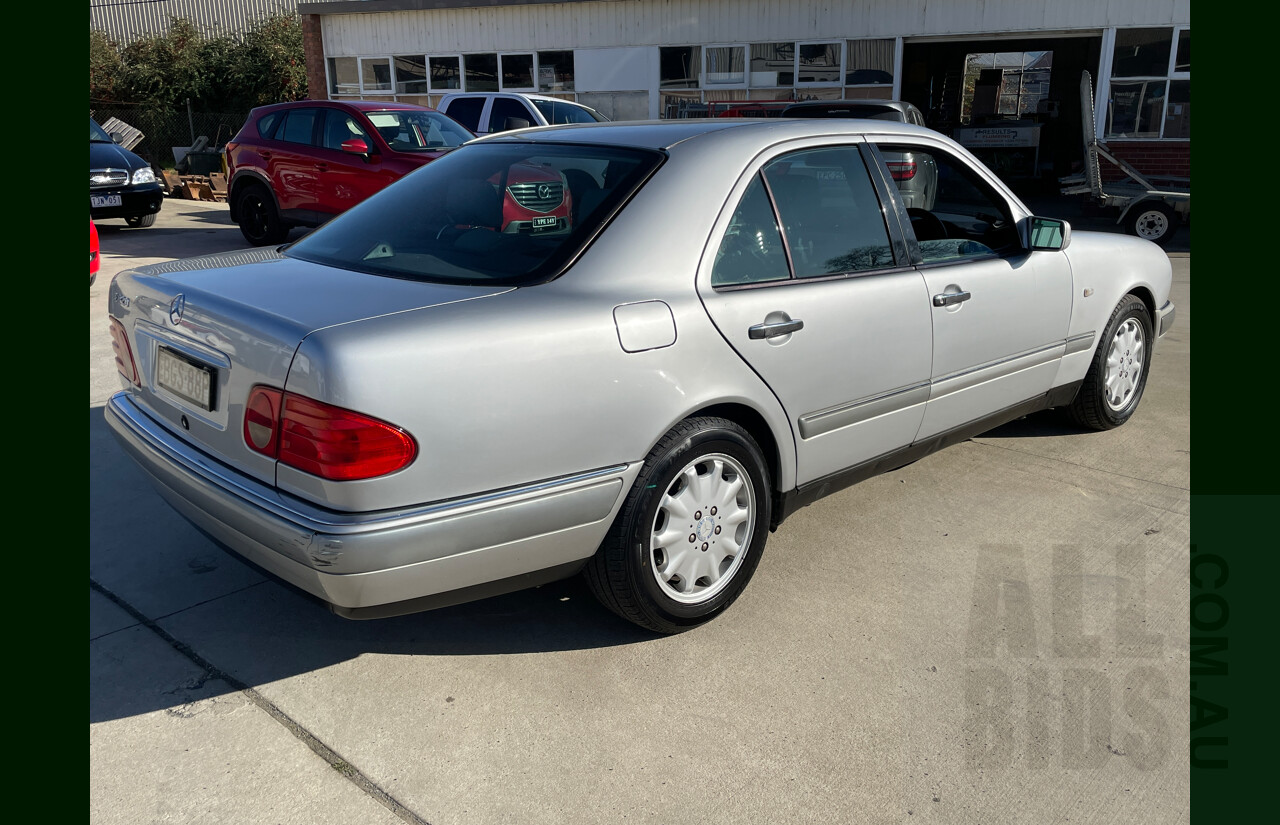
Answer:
[169,293,186,326]
[537,183,551,200]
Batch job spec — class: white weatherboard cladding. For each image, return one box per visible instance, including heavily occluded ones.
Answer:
[318,0,1191,57]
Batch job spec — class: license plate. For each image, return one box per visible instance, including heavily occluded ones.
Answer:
[157,347,216,411]
[91,194,122,208]
[531,216,558,229]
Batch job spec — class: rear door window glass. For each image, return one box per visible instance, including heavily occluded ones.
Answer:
[711,175,791,287]
[278,109,318,145]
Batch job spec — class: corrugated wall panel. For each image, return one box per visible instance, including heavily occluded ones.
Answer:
[90,0,295,42]
[317,0,1189,56]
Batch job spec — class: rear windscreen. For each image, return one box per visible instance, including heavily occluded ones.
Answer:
[285,142,663,286]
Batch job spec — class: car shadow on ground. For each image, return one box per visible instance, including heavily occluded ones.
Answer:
[90,408,657,723]
[975,408,1087,439]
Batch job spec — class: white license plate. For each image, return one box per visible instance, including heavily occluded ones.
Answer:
[531,216,558,229]
[91,194,122,208]
[157,347,216,411]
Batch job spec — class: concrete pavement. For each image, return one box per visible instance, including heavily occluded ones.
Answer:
[90,199,1190,824]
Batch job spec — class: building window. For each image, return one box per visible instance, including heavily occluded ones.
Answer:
[845,39,894,87]
[1106,28,1189,140]
[661,46,701,89]
[328,57,359,96]
[537,51,575,92]
[430,56,462,91]
[748,43,793,87]
[960,51,1053,124]
[361,57,393,94]
[463,53,499,92]
[797,43,841,85]
[704,46,746,85]
[394,56,428,95]
[501,53,535,91]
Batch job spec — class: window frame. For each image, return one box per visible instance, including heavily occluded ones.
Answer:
[499,52,538,92]
[794,40,844,89]
[358,56,395,96]
[392,54,430,96]
[1105,26,1190,141]
[701,44,748,88]
[427,54,464,93]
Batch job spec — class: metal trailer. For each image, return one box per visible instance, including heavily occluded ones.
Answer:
[1059,71,1190,247]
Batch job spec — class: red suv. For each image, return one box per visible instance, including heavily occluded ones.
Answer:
[225,100,474,246]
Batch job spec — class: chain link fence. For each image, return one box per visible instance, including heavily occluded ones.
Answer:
[91,106,251,169]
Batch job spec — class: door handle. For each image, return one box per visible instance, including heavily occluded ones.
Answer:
[749,318,804,339]
[932,290,971,307]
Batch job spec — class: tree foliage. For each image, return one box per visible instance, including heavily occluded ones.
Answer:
[90,13,307,112]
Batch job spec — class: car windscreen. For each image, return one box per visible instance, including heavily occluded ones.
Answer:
[365,110,474,150]
[90,118,112,142]
[533,100,610,124]
[285,142,663,287]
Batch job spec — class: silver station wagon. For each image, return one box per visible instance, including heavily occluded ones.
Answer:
[106,119,1175,633]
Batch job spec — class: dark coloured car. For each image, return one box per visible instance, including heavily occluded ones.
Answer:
[90,118,164,228]
[224,100,474,246]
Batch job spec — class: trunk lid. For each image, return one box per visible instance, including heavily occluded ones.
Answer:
[110,247,511,486]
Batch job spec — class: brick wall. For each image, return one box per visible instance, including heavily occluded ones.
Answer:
[302,14,327,100]
[1102,141,1190,182]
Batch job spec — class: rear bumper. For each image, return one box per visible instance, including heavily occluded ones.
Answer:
[105,391,637,616]
[90,183,164,220]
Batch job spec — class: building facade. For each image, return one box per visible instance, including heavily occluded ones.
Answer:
[300,0,1189,182]
[90,0,297,41]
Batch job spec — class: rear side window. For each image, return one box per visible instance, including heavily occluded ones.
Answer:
[285,142,663,286]
[711,175,790,287]
[278,109,319,145]
[446,98,485,131]
[256,112,282,139]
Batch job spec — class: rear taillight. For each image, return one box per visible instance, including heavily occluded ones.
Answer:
[886,161,917,181]
[243,386,417,481]
[109,318,139,386]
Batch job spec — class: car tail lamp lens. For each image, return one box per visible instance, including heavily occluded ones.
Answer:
[109,318,139,386]
[243,386,416,481]
[886,161,917,181]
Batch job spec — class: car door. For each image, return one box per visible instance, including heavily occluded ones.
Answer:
[267,107,323,215]
[866,140,1073,440]
[697,141,933,486]
[488,97,539,132]
[313,108,393,215]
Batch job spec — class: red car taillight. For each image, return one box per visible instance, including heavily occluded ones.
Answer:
[109,318,139,386]
[243,386,417,481]
[886,161,917,181]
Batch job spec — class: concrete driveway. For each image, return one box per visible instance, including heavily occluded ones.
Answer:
[90,199,1190,824]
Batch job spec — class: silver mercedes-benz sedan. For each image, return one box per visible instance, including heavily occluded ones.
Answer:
[105,118,1174,633]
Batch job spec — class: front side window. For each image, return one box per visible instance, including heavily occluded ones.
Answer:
[490,98,536,132]
[533,99,608,125]
[285,143,662,287]
[874,144,1017,264]
[764,147,894,277]
[365,111,471,150]
[321,110,372,151]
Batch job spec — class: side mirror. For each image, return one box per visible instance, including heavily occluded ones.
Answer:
[501,117,532,132]
[340,138,370,156]
[1027,216,1071,251]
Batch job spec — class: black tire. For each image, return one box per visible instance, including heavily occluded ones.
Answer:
[125,213,156,228]
[1069,294,1153,430]
[585,417,772,634]
[235,183,288,246]
[1125,201,1180,247]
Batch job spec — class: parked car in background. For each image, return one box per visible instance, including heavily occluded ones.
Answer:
[438,92,609,136]
[90,219,100,286]
[90,118,163,228]
[106,119,1174,634]
[224,100,473,245]
[782,99,939,224]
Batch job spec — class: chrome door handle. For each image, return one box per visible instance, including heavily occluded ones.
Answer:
[749,318,804,339]
[932,290,971,307]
